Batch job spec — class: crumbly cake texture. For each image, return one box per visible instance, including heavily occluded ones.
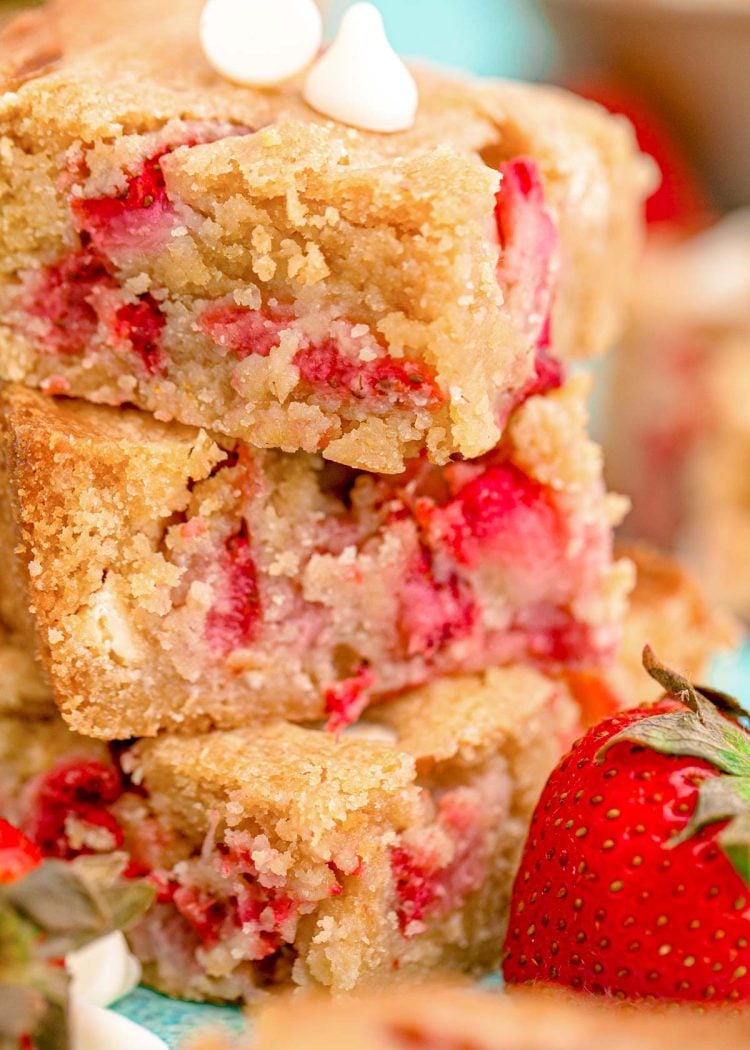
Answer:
[604,543,738,705]
[0,0,649,473]
[562,543,737,725]
[0,666,579,1001]
[605,216,750,616]
[0,377,631,739]
[200,986,750,1050]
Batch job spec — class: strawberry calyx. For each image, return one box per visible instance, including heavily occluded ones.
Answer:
[598,646,750,885]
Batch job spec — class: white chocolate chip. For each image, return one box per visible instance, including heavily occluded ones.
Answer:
[71,1000,168,1050]
[66,931,142,1008]
[304,3,418,133]
[200,0,323,87]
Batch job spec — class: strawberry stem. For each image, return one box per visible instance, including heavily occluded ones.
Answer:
[597,649,750,886]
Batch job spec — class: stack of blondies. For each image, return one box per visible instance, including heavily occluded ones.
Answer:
[0,0,653,1003]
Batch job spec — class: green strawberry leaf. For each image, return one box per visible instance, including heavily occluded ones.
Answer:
[5,853,155,955]
[0,985,69,1050]
[0,852,155,1049]
[669,774,750,847]
[597,648,750,887]
[598,703,750,777]
[719,810,750,885]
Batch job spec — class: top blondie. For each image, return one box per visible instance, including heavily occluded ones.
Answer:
[0,0,649,471]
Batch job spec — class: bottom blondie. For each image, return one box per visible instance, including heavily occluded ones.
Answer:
[203,985,750,1050]
[0,666,577,1002]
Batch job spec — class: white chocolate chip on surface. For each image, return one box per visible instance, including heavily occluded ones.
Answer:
[201,0,323,87]
[66,931,142,1008]
[71,1000,168,1050]
[304,2,419,133]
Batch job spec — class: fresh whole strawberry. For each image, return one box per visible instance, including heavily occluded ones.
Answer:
[503,648,750,1004]
[0,819,41,885]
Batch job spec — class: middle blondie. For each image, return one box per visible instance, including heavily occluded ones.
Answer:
[0,377,631,738]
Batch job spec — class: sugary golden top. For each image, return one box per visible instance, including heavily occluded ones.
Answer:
[125,721,420,845]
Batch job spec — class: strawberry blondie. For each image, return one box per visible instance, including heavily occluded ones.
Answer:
[0,666,579,1002]
[0,377,631,738]
[606,213,750,616]
[203,985,750,1050]
[0,0,649,472]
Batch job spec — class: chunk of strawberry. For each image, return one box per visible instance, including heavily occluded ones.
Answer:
[24,250,113,356]
[495,158,560,350]
[0,818,42,884]
[199,304,288,359]
[398,550,477,659]
[24,759,125,861]
[72,151,174,256]
[418,462,564,572]
[205,530,262,657]
[112,296,166,375]
[295,340,442,409]
[325,665,375,735]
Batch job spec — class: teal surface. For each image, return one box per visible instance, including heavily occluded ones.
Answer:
[326,0,552,80]
[115,987,243,1048]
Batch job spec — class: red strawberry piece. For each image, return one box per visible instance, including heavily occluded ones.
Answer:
[199,303,288,360]
[0,818,42,884]
[25,758,125,860]
[172,884,228,947]
[495,158,560,350]
[295,339,442,409]
[418,462,565,573]
[24,250,114,356]
[503,648,750,1004]
[398,549,477,660]
[205,529,262,658]
[324,665,375,735]
[72,150,171,236]
[112,295,166,376]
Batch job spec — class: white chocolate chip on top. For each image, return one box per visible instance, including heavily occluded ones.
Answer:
[304,2,419,133]
[200,0,323,87]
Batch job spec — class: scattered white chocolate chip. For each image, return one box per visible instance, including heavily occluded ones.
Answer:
[71,1000,168,1050]
[304,2,418,133]
[200,0,323,87]
[66,931,142,1008]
